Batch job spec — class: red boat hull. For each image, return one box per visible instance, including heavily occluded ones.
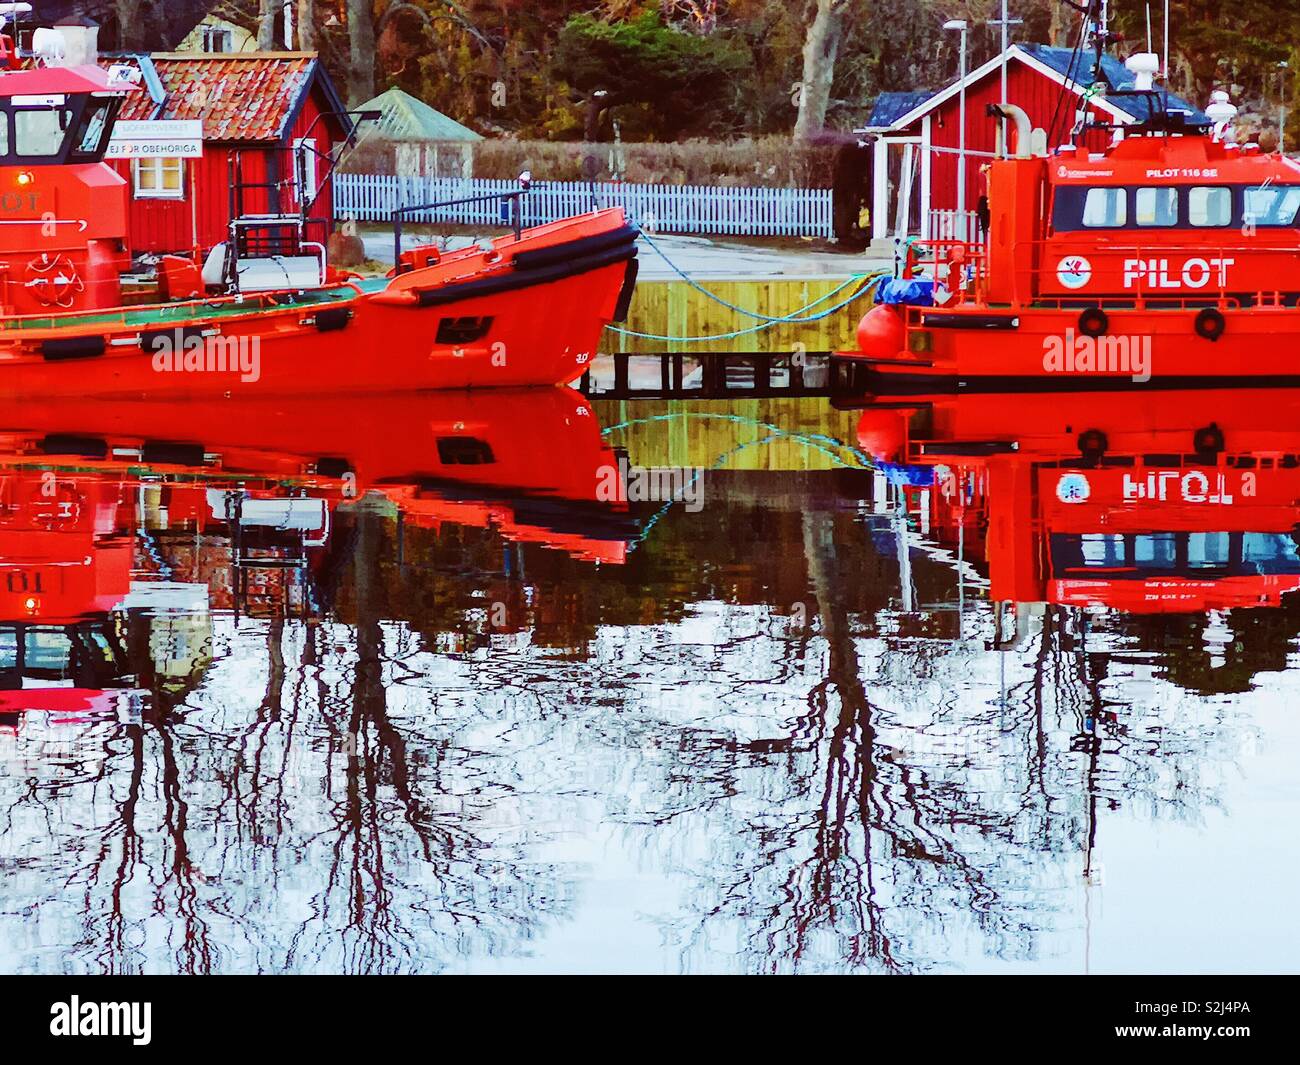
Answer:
[845,304,1300,395]
[0,209,638,399]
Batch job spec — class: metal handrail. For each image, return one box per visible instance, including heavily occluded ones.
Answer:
[391,187,532,266]
[903,236,1300,309]
[0,282,365,336]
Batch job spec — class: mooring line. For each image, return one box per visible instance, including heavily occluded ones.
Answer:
[605,231,885,342]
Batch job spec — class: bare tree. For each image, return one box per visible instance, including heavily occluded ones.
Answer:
[794,0,853,140]
[258,0,278,49]
[347,0,377,105]
[298,0,316,50]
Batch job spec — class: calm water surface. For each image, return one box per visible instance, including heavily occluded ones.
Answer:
[1,388,1297,974]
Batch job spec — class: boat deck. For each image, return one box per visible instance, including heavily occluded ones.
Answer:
[1,278,390,334]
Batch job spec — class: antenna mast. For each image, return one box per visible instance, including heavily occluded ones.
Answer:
[1163,0,1169,80]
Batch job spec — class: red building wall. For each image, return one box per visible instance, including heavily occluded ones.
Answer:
[112,87,338,257]
[288,91,337,245]
[908,59,1117,214]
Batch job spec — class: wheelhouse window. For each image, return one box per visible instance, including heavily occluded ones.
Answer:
[13,107,73,157]
[1053,183,1300,232]
[0,95,121,164]
[1188,186,1232,226]
[1050,530,1300,578]
[1244,185,1300,227]
[132,156,185,199]
[1135,187,1178,226]
[69,99,114,160]
[1081,187,1127,227]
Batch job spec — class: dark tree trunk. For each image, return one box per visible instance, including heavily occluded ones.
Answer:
[584,98,607,142]
[347,0,377,106]
[258,0,278,49]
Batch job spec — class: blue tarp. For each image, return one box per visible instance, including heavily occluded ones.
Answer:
[876,277,936,307]
[877,462,935,488]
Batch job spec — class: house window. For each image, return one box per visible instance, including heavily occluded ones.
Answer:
[202,25,234,53]
[293,138,318,206]
[132,156,186,199]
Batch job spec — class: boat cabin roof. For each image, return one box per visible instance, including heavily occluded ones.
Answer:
[1049,135,1298,186]
[0,64,135,98]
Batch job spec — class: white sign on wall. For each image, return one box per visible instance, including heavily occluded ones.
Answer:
[106,120,204,158]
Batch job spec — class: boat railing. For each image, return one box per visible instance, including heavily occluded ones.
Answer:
[903,237,1300,310]
[0,281,366,337]
[391,186,532,267]
[901,238,990,304]
[1010,240,1296,309]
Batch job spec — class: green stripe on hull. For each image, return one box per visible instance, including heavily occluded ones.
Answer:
[1,278,389,333]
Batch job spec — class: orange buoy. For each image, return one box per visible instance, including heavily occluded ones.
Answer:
[856,304,905,357]
[856,409,909,462]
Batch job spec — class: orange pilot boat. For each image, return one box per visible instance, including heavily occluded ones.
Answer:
[0,20,637,399]
[844,11,1300,394]
[857,389,1300,616]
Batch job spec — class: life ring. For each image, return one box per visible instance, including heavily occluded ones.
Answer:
[1192,422,1226,456]
[25,254,84,309]
[32,483,83,531]
[1077,306,1108,337]
[1194,307,1226,341]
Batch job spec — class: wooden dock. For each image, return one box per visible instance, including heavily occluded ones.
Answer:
[607,276,869,355]
[584,276,872,399]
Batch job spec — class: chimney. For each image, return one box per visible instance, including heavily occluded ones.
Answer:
[55,14,99,67]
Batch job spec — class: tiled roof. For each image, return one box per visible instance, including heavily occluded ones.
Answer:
[862,44,1209,132]
[1019,44,1207,122]
[106,53,324,142]
[866,91,935,129]
[360,87,483,142]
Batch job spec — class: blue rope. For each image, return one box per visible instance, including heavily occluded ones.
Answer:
[617,418,876,550]
[606,275,882,342]
[634,230,873,321]
[605,230,884,342]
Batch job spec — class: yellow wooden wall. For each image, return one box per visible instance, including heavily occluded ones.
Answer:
[591,397,869,472]
[609,277,873,354]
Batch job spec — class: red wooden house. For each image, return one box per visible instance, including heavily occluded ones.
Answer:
[99,51,352,256]
[861,43,1206,241]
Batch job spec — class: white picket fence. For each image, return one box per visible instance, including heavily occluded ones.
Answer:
[334,174,834,238]
[926,208,980,242]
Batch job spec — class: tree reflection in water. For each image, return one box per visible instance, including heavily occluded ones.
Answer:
[0,457,1269,974]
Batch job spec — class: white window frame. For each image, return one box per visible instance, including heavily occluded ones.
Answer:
[202,25,233,53]
[293,137,318,207]
[132,155,186,200]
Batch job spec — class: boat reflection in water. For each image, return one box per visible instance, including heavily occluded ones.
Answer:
[0,389,1296,974]
[1,388,633,720]
[858,388,1300,618]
